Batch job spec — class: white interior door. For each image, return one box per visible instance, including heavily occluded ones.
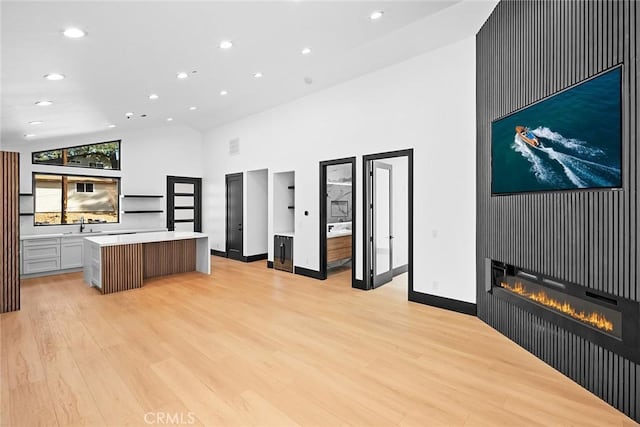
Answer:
[372,161,393,288]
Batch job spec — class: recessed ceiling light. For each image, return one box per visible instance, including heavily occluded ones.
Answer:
[44,73,65,81]
[149,94,159,100]
[125,112,134,117]
[301,47,312,55]
[219,40,233,49]
[29,120,44,125]
[177,72,189,79]
[35,100,53,106]
[24,134,35,138]
[166,117,173,122]
[369,10,384,20]
[253,72,263,78]
[107,124,116,128]
[63,27,86,38]
[189,106,197,111]
[220,90,228,96]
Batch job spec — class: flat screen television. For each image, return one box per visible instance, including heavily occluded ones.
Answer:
[491,66,622,195]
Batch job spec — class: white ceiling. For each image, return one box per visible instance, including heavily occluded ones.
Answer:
[1,0,480,144]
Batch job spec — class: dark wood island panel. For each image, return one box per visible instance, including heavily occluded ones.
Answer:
[101,243,143,294]
[143,239,196,279]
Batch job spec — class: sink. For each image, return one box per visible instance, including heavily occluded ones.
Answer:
[327,222,352,238]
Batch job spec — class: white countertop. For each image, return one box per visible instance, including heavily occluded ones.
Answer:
[275,231,295,237]
[85,231,208,247]
[327,230,352,239]
[20,228,167,241]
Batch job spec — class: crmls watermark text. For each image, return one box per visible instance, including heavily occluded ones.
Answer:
[144,412,196,425]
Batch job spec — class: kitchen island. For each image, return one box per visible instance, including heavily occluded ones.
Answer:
[83,231,210,294]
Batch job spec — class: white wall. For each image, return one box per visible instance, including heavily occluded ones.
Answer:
[245,169,268,256]
[4,124,204,235]
[202,35,479,303]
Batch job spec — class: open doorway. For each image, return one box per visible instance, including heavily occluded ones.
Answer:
[363,149,413,292]
[319,157,356,285]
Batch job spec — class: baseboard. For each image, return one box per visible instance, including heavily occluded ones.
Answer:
[409,290,477,316]
[393,264,408,277]
[246,253,268,262]
[267,261,273,269]
[215,250,267,262]
[210,249,227,258]
[294,266,324,280]
[227,251,245,262]
[21,267,82,279]
[353,279,367,290]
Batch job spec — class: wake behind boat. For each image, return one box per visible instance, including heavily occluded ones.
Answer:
[516,126,540,147]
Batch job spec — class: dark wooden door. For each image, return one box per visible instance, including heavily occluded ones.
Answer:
[166,176,202,232]
[226,173,243,261]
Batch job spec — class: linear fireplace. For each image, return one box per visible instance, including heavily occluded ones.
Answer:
[489,261,640,364]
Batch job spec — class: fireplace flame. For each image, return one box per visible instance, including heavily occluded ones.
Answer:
[500,281,615,332]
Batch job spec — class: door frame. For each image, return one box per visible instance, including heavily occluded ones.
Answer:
[166,175,202,232]
[362,149,413,292]
[225,172,244,261]
[319,157,356,284]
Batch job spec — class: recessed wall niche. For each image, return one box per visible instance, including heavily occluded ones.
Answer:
[476,0,639,422]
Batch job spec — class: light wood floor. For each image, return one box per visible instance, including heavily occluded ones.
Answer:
[1,257,636,426]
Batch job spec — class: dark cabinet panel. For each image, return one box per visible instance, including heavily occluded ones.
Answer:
[274,235,293,273]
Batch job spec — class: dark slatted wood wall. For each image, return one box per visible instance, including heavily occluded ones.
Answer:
[476,0,639,422]
[0,151,20,313]
[143,239,196,279]
[101,244,143,294]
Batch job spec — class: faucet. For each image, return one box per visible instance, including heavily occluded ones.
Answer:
[80,216,85,233]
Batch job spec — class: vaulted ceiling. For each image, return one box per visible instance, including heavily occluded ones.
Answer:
[1,1,491,144]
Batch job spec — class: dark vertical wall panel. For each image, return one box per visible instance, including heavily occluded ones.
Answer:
[0,151,20,313]
[477,0,639,422]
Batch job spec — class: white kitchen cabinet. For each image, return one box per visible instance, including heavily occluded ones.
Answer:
[22,238,61,275]
[61,237,84,269]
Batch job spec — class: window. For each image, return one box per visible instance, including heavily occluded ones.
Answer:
[76,183,94,193]
[32,140,120,170]
[33,173,120,226]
